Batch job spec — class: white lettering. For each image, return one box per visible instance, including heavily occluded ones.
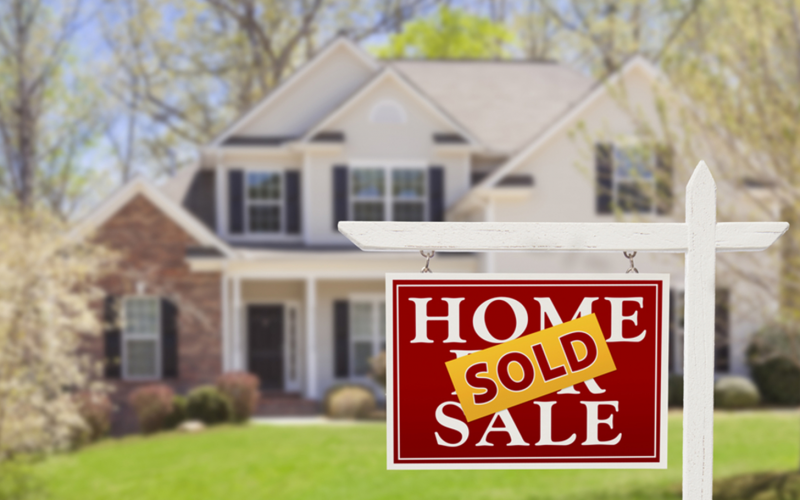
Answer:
[476,410,530,446]
[473,297,529,343]
[605,297,646,342]
[409,297,466,343]
[581,401,622,445]
[534,401,577,446]
[434,401,469,447]
[534,297,599,328]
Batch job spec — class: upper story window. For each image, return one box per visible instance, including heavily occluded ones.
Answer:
[122,296,161,380]
[369,100,407,124]
[351,167,426,222]
[247,171,282,233]
[595,142,673,215]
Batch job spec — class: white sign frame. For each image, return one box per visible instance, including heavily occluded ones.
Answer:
[385,273,671,470]
[340,163,789,499]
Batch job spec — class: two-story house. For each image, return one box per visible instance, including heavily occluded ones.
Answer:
[73,38,776,431]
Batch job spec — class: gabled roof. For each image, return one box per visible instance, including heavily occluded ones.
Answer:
[209,37,378,147]
[391,60,593,153]
[300,66,482,147]
[71,176,234,258]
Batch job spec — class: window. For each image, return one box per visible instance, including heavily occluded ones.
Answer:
[350,299,385,377]
[247,171,282,232]
[369,100,406,124]
[613,145,656,213]
[351,167,426,222]
[122,297,160,379]
[669,290,684,375]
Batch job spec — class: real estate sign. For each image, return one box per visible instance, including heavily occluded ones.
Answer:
[386,274,669,470]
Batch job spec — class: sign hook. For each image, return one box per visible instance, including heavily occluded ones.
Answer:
[623,251,638,273]
[420,250,435,273]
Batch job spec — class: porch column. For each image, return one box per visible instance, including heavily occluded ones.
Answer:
[305,277,318,399]
[232,276,243,370]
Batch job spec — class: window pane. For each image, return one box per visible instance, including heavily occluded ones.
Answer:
[353,341,372,376]
[352,169,384,197]
[124,298,159,335]
[393,170,425,198]
[248,172,281,200]
[617,180,653,213]
[615,147,653,179]
[126,339,158,378]
[379,302,386,352]
[351,303,373,340]
[353,202,384,221]
[393,201,424,221]
[249,206,281,232]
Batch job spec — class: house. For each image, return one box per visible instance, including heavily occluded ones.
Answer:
[73,38,778,432]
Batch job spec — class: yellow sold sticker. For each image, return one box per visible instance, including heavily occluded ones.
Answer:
[446,314,616,422]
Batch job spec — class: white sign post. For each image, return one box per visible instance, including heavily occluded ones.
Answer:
[339,162,788,499]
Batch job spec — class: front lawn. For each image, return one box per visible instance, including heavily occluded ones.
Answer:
[37,411,799,500]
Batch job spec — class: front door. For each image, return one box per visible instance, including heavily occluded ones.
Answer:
[248,305,284,390]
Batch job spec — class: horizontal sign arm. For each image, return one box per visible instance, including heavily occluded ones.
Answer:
[338,221,789,253]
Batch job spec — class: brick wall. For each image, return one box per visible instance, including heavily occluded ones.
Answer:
[91,194,222,433]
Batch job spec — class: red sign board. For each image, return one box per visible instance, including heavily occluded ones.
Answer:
[386,274,669,470]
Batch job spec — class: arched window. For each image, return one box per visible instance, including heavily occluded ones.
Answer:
[369,100,407,124]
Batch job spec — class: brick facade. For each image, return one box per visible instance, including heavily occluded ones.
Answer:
[91,194,222,433]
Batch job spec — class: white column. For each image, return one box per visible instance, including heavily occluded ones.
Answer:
[683,162,717,500]
[232,276,243,371]
[305,277,318,399]
[221,273,230,372]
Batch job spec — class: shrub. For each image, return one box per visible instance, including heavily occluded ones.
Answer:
[128,384,175,434]
[185,386,232,425]
[668,374,683,407]
[748,323,800,405]
[73,391,113,445]
[714,376,760,409]
[217,372,260,423]
[324,384,376,419]
[369,351,386,390]
[163,395,187,430]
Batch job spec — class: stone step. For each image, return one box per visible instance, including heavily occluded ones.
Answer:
[257,393,320,416]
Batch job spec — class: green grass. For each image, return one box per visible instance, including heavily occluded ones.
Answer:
[36,411,800,500]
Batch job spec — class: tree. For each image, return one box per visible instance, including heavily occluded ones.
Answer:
[0,209,114,462]
[0,0,101,215]
[373,5,516,59]
[101,0,438,180]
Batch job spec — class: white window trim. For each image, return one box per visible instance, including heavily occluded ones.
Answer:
[611,142,657,215]
[349,162,428,222]
[348,294,385,380]
[121,295,162,381]
[245,168,284,235]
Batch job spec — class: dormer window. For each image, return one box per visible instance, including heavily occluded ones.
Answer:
[247,172,282,232]
[369,100,407,124]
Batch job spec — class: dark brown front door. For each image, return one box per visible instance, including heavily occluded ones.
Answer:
[248,305,284,390]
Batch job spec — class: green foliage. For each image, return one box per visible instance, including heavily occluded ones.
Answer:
[748,323,800,405]
[714,471,800,500]
[668,374,683,407]
[185,386,232,426]
[714,376,760,409]
[373,6,516,60]
[324,384,376,419]
[163,396,187,430]
[216,372,260,424]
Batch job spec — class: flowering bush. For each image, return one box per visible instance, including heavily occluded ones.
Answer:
[128,384,175,434]
[216,372,260,423]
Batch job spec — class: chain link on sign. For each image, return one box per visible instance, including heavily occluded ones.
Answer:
[623,251,639,273]
[420,250,435,273]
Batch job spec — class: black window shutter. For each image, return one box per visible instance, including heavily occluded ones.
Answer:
[285,170,301,234]
[334,300,349,378]
[595,143,613,214]
[103,295,121,379]
[668,290,675,375]
[161,298,179,379]
[655,145,674,215]
[428,166,445,222]
[229,170,245,234]
[714,289,730,373]
[333,165,348,230]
